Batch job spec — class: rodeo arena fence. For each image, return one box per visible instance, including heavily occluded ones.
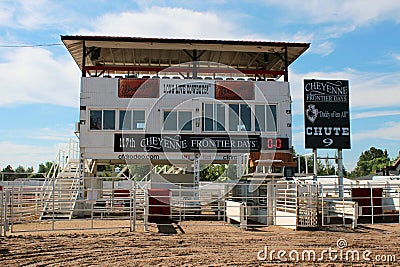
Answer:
[1,171,400,235]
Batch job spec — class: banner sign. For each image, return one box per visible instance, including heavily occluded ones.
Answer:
[115,133,260,153]
[118,78,159,98]
[215,81,254,100]
[118,79,256,100]
[115,134,289,153]
[160,80,214,99]
[304,79,350,149]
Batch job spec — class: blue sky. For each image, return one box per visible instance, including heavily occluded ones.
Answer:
[0,0,399,171]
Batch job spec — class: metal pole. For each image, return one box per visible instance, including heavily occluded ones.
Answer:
[193,50,198,79]
[144,189,148,232]
[132,180,136,232]
[194,154,200,200]
[4,190,10,236]
[9,186,13,233]
[305,156,309,174]
[313,149,318,181]
[284,46,288,82]
[0,188,2,236]
[297,156,300,173]
[337,149,344,198]
[52,178,55,231]
[82,41,86,77]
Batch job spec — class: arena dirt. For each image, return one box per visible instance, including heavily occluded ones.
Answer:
[1,221,400,266]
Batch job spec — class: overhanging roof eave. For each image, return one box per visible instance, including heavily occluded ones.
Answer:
[61,35,310,74]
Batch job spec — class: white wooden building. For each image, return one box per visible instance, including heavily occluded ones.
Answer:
[61,36,310,173]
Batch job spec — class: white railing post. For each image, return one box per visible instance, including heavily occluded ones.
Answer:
[4,190,10,236]
[371,185,374,224]
[0,188,2,236]
[353,202,358,229]
[132,180,136,232]
[240,202,247,230]
[144,189,148,232]
[51,177,55,231]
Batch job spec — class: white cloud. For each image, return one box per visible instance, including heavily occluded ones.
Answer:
[0,4,12,25]
[352,121,400,141]
[312,41,335,56]
[261,0,400,55]
[289,69,400,114]
[352,110,400,120]
[78,6,243,39]
[32,127,76,141]
[0,47,80,107]
[292,130,305,148]
[0,0,72,29]
[263,0,400,27]
[0,141,69,170]
[0,125,76,143]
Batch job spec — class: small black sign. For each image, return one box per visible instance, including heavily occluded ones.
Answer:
[304,79,351,149]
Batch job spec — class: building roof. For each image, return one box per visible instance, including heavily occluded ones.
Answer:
[61,35,310,78]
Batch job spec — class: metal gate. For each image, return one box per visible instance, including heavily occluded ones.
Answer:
[275,181,318,229]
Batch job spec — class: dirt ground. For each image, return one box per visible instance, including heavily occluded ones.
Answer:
[1,220,400,266]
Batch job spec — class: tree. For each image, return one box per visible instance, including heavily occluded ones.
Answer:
[38,162,53,176]
[1,165,15,180]
[200,164,226,181]
[353,147,390,177]
[15,165,26,173]
[128,164,151,180]
[318,155,336,176]
[294,154,314,174]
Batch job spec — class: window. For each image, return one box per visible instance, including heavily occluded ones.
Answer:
[133,110,145,130]
[103,110,115,130]
[90,110,115,130]
[163,111,192,131]
[119,110,145,130]
[255,104,277,132]
[229,104,251,131]
[267,105,277,132]
[179,111,192,131]
[255,105,265,131]
[90,110,102,130]
[203,103,225,131]
[164,111,177,131]
[119,110,131,130]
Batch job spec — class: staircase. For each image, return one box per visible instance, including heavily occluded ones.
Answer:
[40,159,82,220]
[40,139,87,221]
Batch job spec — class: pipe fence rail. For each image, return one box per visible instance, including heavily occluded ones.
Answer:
[0,177,399,235]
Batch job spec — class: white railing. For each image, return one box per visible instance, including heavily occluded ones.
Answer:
[323,199,358,228]
[2,179,400,235]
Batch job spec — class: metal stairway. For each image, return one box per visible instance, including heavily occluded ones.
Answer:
[40,159,82,220]
[40,139,89,220]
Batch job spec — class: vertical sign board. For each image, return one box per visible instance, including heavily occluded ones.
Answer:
[304,79,350,149]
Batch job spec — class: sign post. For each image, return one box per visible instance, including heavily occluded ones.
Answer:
[313,149,317,181]
[304,79,350,195]
[337,149,344,198]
